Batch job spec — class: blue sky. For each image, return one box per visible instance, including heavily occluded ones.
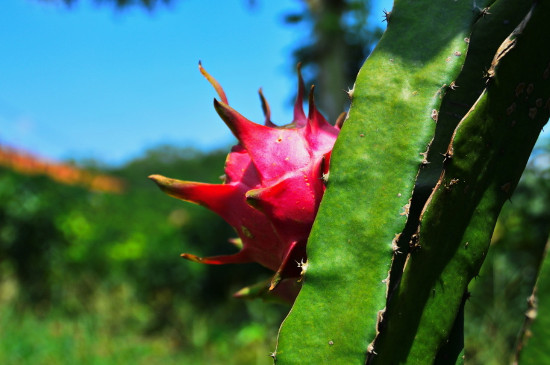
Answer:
[0,0,391,165]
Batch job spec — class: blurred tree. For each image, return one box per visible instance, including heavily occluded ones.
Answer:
[285,0,383,122]
[39,0,171,10]
[0,168,89,312]
[0,144,282,324]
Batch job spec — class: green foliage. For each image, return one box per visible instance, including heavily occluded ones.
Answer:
[515,240,550,364]
[0,288,279,365]
[0,145,287,363]
[0,169,87,308]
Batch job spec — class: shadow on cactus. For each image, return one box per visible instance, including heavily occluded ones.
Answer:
[149,63,341,302]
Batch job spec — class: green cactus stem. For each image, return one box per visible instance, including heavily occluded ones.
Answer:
[388,0,533,305]
[371,2,550,362]
[275,0,494,363]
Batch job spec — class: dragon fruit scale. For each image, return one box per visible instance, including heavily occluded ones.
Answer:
[149,63,340,296]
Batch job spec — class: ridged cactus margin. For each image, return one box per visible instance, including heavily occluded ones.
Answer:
[149,63,340,301]
[384,2,535,352]
[371,2,550,362]
[275,0,550,364]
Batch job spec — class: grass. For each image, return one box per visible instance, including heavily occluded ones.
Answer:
[0,279,283,365]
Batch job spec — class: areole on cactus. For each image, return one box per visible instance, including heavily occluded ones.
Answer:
[149,62,341,298]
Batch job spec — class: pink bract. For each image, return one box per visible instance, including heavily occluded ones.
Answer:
[149,63,340,296]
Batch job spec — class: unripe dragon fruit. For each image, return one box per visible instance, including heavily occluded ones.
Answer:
[149,63,340,298]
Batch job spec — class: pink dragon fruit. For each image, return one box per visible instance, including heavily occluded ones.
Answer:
[149,63,340,298]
